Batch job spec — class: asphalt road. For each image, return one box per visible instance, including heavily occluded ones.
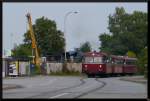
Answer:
[3,75,147,99]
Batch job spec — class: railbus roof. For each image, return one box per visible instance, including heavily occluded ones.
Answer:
[83,51,108,57]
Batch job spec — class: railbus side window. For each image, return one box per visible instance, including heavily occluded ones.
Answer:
[126,60,137,65]
[114,59,124,65]
[102,56,108,63]
[123,60,126,65]
[82,57,85,63]
[109,57,113,64]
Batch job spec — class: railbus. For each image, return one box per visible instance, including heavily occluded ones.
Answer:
[82,51,138,77]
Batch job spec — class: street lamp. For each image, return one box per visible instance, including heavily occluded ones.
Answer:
[10,33,13,56]
[64,11,78,62]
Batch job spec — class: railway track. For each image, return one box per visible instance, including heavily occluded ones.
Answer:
[74,78,106,98]
[27,78,86,98]
[25,77,106,98]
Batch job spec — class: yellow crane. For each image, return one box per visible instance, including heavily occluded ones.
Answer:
[26,13,41,73]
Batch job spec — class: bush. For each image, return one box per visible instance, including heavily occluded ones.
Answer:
[144,70,147,78]
[137,47,147,75]
[126,51,136,58]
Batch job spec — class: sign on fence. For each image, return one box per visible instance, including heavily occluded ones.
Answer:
[8,61,18,76]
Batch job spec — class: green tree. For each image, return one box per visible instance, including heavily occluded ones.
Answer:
[137,47,148,77]
[99,33,112,53]
[126,51,136,58]
[11,44,32,57]
[79,41,92,52]
[99,7,147,55]
[23,16,65,56]
[108,7,126,36]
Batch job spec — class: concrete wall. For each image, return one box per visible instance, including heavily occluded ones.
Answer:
[46,62,82,74]
[19,62,30,76]
[46,63,63,74]
[66,63,82,73]
[3,58,82,76]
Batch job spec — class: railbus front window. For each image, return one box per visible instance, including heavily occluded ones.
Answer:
[84,56,107,63]
[84,57,94,63]
[93,57,103,63]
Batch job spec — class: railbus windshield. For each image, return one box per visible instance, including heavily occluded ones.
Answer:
[84,56,107,63]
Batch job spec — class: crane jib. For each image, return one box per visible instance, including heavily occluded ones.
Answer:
[26,13,41,73]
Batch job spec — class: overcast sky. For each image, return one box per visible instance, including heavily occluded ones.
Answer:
[3,3,147,55]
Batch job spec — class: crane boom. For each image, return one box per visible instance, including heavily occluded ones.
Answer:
[26,13,41,73]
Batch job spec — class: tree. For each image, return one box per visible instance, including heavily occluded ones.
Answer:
[23,16,65,56]
[11,44,32,57]
[79,41,92,52]
[99,33,112,53]
[108,7,126,36]
[99,7,147,55]
[126,51,136,58]
[137,47,148,76]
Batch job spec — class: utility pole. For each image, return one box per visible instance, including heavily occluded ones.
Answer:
[64,11,78,62]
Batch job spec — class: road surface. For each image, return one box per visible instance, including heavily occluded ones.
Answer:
[3,76,147,99]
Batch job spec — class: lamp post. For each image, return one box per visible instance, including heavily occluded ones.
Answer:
[10,33,13,56]
[64,11,78,62]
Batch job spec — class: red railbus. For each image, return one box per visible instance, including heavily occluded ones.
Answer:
[82,51,138,77]
[110,55,138,75]
[110,55,125,76]
[82,51,108,77]
[123,57,138,75]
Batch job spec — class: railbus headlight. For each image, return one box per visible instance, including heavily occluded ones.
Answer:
[99,65,102,71]
[99,65,102,68]
[84,65,88,70]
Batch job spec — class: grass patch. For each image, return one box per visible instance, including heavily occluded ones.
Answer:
[49,71,81,76]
